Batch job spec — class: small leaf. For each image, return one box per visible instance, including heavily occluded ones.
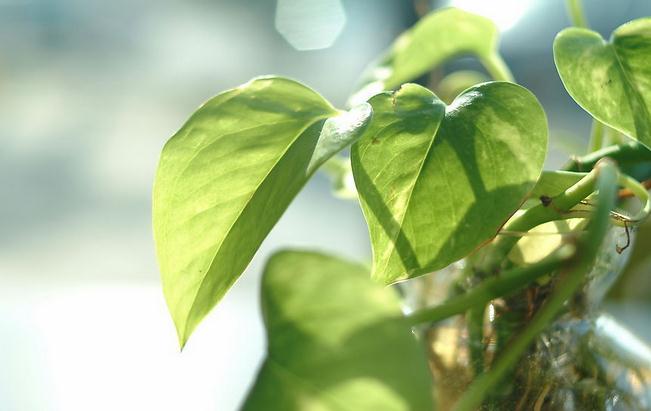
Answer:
[242,250,433,411]
[554,19,651,149]
[153,77,372,347]
[352,82,547,284]
[349,8,500,105]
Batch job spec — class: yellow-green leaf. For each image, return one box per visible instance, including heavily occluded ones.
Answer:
[352,82,547,284]
[554,19,651,149]
[349,8,501,105]
[153,77,372,347]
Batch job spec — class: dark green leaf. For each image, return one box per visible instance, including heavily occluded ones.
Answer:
[242,250,433,411]
[153,77,372,347]
[554,19,651,148]
[351,82,547,284]
[349,8,500,105]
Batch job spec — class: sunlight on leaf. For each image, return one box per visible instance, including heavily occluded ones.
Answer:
[351,82,547,284]
[153,77,371,347]
[554,18,651,149]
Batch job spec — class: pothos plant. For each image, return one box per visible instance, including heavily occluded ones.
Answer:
[153,2,651,410]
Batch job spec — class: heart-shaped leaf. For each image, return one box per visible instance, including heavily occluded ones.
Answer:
[349,8,501,106]
[153,77,372,347]
[554,19,651,148]
[351,82,547,284]
[242,250,433,411]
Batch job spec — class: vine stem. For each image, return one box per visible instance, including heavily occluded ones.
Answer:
[565,0,588,28]
[452,160,619,411]
[477,166,601,273]
[404,248,572,326]
[588,120,605,153]
[480,53,515,83]
[405,169,649,326]
[564,141,651,172]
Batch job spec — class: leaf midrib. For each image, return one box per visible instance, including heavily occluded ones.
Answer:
[374,111,443,281]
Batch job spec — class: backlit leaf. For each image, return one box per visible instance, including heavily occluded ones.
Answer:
[153,77,372,347]
[554,19,651,149]
[351,82,547,284]
[349,8,500,105]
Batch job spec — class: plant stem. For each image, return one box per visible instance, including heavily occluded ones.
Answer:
[565,0,588,28]
[478,167,601,273]
[564,141,651,172]
[467,306,486,375]
[480,53,515,83]
[404,249,572,326]
[588,120,605,153]
[452,161,618,411]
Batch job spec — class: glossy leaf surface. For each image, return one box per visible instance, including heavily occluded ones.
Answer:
[554,19,651,148]
[352,82,547,284]
[242,250,433,411]
[153,77,372,347]
[349,8,499,105]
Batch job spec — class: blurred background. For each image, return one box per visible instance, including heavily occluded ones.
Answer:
[2,0,651,410]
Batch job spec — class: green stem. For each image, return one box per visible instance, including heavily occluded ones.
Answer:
[404,248,572,326]
[564,141,651,172]
[452,161,619,411]
[588,120,605,153]
[565,0,588,28]
[468,305,485,375]
[480,53,515,83]
[478,167,601,273]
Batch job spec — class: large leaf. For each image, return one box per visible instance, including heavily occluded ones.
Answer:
[351,82,547,284]
[349,7,500,106]
[554,19,651,148]
[242,250,433,411]
[153,77,372,347]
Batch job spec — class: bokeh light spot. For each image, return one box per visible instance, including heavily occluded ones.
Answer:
[275,0,346,51]
[450,0,533,31]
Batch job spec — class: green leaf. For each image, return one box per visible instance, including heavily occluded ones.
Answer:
[242,250,433,411]
[554,19,651,149]
[153,76,372,347]
[349,8,501,106]
[351,82,547,284]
